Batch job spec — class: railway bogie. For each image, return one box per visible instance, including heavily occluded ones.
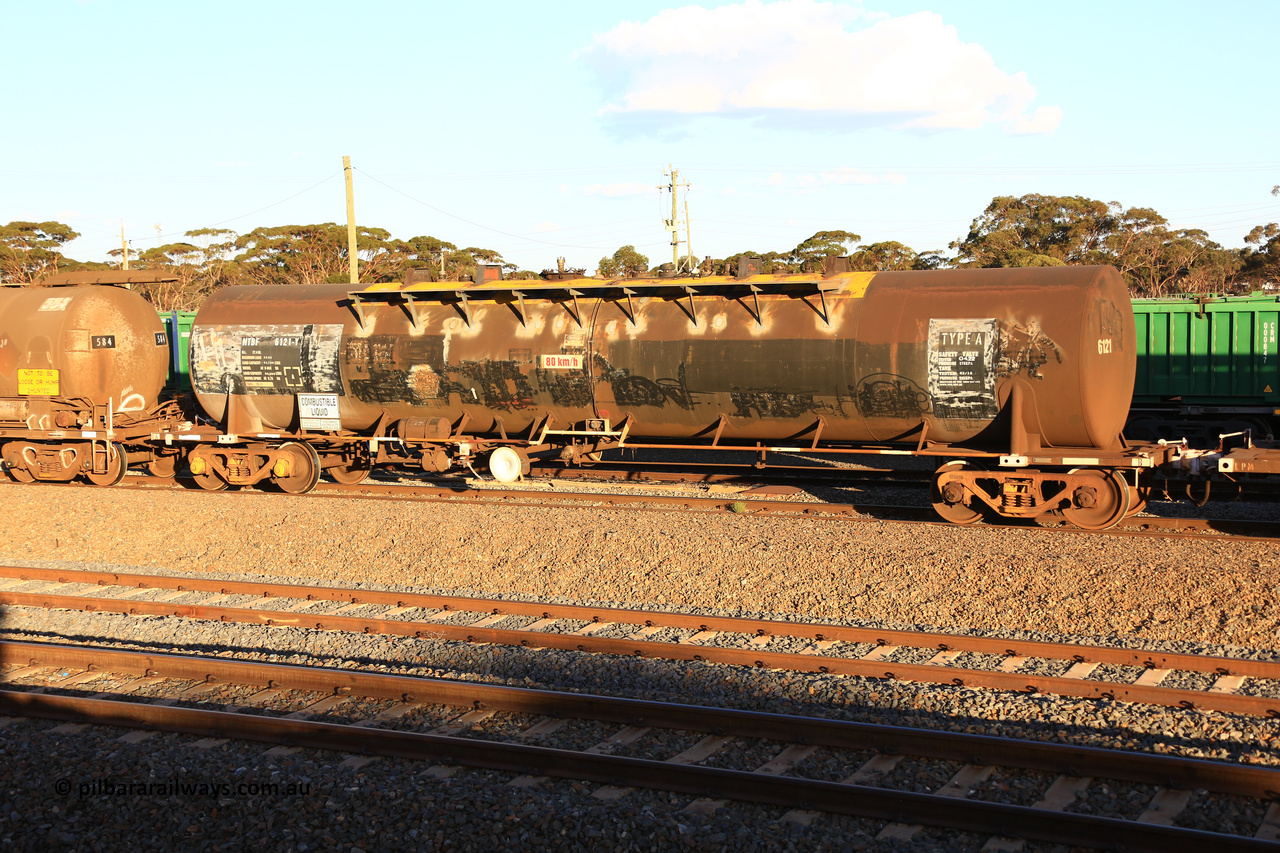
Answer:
[929,458,1154,529]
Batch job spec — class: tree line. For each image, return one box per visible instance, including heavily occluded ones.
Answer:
[0,222,528,311]
[1,190,1277,310]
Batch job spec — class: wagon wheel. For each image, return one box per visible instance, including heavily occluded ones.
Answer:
[273,441,321,495]
[189,453,229,491]
[193,472,228,491]
[7,462,35,483]
[575,451,604,467]
[86,442,128,487]
[147,454,179,479]
[325,455,372,485]
[1125,481,1151,517]
[4,444,36,484]
[1062,469,1131,530]
[930,460,985,525]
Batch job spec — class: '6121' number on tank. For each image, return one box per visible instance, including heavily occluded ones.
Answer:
[1097,338,1113,355]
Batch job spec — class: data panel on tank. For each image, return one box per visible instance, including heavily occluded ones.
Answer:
[190,324,343,396]
[928,318,997,420]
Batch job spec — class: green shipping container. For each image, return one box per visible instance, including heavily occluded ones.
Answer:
[1131,293,1280,410]
[161,310,198,394]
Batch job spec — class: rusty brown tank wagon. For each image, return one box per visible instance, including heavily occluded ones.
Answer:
[171,264,1174,529]
[0,272,184,485]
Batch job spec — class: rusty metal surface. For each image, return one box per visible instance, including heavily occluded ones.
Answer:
[190,266,1134,452]
[4,691,1268,851]
[5,587,1277,717]
[4,564,1278,679]
[0,285,169,418]
[1221,446,1280,474]
[3,641,1277,802]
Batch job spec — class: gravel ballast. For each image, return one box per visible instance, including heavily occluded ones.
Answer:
[4,485,1279,648]
[1,481,1278,850]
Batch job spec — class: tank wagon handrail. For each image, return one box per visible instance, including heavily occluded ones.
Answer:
[347,277,849,329]
[1131,292,1280,304]
[349,278,845,306]
[28,271,180,288]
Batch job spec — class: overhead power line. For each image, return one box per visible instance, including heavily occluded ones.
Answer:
[65,173,340,252]
[355,168,664,252]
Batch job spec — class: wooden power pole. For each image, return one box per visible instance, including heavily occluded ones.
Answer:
[344,156,359,284]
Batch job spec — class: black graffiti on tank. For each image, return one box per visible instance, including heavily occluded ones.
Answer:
[730,389,825,419]
[453,360,536,411]
[539,370,593,408]
[594,356,697,410]
[853,374,932,418]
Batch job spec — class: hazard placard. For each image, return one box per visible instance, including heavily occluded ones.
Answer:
[18,369,59,395]
[297,393,341,430]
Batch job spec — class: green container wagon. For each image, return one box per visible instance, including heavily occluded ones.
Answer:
[160,310,198,395]
[1129,293,1280,443]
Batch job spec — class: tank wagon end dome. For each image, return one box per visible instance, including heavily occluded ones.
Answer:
[0,284,170,412]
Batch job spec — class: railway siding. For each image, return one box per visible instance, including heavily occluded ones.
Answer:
[1,484,1277,648]
[2,624,1279,850]
[1,477,1278,848]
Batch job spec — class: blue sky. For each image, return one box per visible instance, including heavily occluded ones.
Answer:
[3,0,1277,274]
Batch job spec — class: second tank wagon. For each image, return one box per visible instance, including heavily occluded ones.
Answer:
[190,266,1135,448]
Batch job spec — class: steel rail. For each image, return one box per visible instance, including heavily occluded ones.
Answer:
[118,477,1280,539]
[3,690,1269,852]
[306,484,1280,539]
[4,587,1278,718]
[2,641,1277,801]
[3,564,1277,680]
[525,462,1280,501]
[522,461,931,486]
[10,476,1280,540]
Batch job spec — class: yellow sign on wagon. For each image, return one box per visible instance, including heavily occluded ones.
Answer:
[17,369,59,396]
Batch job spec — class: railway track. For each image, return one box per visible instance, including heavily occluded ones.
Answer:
[7,459,1279,538]
[526,459,1280,503]
[100,472,1280,540]
[2,640,1277,851]
[3,565,1277,719]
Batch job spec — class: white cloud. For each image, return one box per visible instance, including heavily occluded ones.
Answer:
[582,1,1060,135]
[1012,105,1064,135]
[580,181,656,197]
[532,221,560,233]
